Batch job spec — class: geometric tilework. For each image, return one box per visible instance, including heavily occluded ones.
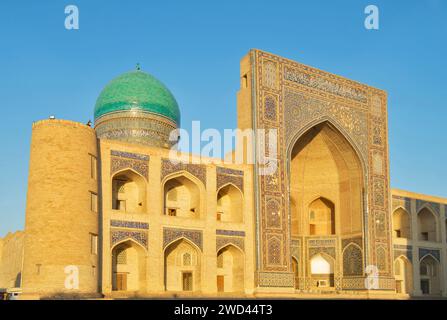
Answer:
[111,150,150,161]
[110,229,148,249]
[416,199,441,216]
[216,167,244,191]
[216,229,245,237]
[163,227,203,251]
[216,236,244,252]
[257,272,295,288]
[419,248,440,262]
[392,195,411,213]
[161,159,206,186]
[393,244,413,262]
[110,220,149,230]
[110,150,149,179]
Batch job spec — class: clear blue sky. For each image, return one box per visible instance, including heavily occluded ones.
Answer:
[0,0,446,236]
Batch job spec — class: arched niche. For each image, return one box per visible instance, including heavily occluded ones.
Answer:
[394,256,413,295]
[309,253,334,288]
[216,245,244,293]
[290,121,364,237]
[112,169,147,213]
[111,240,147,292]
[308,197,335,236]
[164,238,201,292]
[163,173,203,219]
[417,208,438,242]
[393,208,412,239]
[419,254,440,295]
[216,184,243,223]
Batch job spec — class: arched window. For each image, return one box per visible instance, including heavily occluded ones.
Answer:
[183,253,192,266]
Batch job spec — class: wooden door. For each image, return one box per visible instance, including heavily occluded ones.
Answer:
[182,272,193,291]
[116,273,127,291]
[217,275,224,292]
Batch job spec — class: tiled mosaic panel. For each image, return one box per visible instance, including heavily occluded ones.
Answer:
[111,229,148,248]
[163,227,203,251]
[161,159,206,186]
[110,220,149,230]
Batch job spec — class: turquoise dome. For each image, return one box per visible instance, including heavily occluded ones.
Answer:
[94,69,180,125]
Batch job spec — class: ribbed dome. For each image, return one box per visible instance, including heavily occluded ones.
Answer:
[94,70,180,125]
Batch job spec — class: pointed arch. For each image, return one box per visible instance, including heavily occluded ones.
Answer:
[216,244,245,293]
[289,120,365,237]
[309,252,334,275]
[164,237,202,292]
[112,167,147,181]
[419,254,441,295]
[111,239,147,292]
[162,171,204,219]
[308,197,335,236]
[417,206,438,242]
[163,236,203,254]
[394,255,413,295]
[286,117,368,178]
[162,170,206,191]
[216,183,244,223]
[112,168,147,213]
[111,237,148,252]
[392,207,412,239]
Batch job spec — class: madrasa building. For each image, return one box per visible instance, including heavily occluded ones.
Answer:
[0,50,446,299]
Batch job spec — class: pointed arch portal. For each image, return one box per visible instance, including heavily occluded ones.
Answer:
[290,121,364,237]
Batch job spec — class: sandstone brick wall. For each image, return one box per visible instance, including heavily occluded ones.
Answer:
[21,119,99,296]
[0,231,24,289]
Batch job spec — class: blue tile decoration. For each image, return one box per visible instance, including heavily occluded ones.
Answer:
[111,150,150,161]
[111,150,149,179]
[163,227,203,251]
[416,199,441,216]
[393,244,413,262]
[216,229,245,237]
[110,220,149,230]
[94,70,180,125]
[216,236,244,252]
[216,167,244,176]
[284,66,368,103]
[419,248,440,262]
[392,195,411,212]
[111,230,148,248]
[161,159,206,186]
[216,167,244,191]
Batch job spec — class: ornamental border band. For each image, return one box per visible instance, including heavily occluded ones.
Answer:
[0,49,446,299]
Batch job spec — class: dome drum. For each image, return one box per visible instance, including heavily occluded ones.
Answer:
[95,110,178,148]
